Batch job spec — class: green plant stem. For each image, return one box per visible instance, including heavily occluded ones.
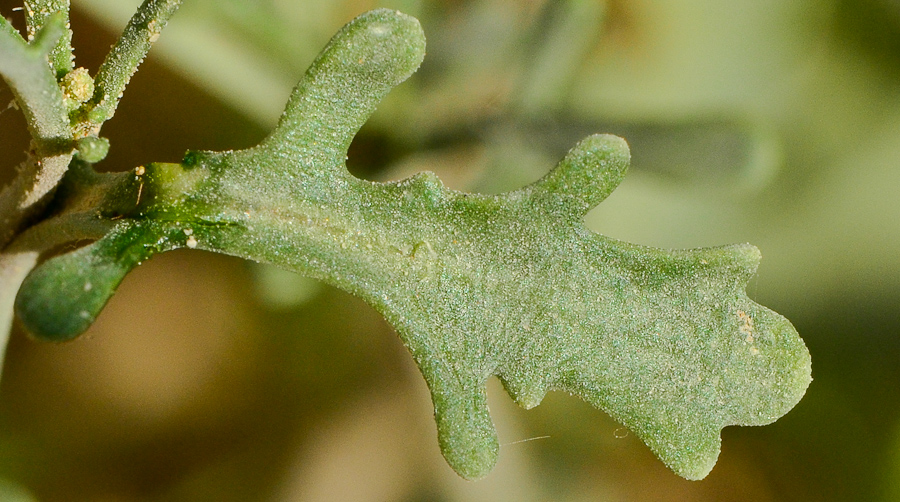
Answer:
[0,14,73,248]
[88,0,183,126]
[23,0,74,78]
[0,15,69,141]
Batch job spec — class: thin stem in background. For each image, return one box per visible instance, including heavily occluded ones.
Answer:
[515,0,605,115]
[0,251,39,376]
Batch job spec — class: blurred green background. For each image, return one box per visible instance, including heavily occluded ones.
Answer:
[2,0,900,500]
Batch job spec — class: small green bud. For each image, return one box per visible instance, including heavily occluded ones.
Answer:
[60,67,94,111]
[75,136,110,163]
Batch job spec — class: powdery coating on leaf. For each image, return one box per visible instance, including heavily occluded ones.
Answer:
[14,9,811,481]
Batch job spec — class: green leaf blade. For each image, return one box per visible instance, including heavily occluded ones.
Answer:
[14,221,182,341]
[13,9,810,482]
[168,126,809,481]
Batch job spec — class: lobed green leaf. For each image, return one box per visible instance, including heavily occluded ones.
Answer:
[14,9,810,481]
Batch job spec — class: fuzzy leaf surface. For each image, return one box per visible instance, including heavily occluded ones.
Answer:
[14,8,811,481]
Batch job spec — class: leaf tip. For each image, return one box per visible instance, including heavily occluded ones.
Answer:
[356,9,426,83]
[530,133,630,215]
[15,243,127,342]
[262,8,426,158]
[432,382,499,480]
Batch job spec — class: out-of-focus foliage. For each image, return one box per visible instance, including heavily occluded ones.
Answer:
[0,478,36,502]
[0,0,899,500]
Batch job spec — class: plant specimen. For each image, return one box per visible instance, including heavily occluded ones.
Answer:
[0,1,811,482]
